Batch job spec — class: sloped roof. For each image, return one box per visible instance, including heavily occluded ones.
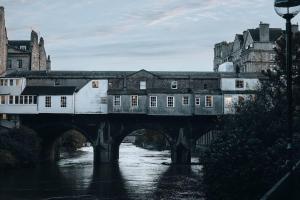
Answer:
[5,70,266,79]
[22,86,76,95]
[248,28,283,42]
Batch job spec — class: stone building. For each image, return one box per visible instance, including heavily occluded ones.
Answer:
[214,22,299,72]
[0,7,51,76]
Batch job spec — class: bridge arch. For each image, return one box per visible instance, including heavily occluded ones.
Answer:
[32,122,93,163]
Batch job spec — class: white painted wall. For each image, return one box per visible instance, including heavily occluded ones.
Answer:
[0,104,38,114]
[221,78,260,91]
[75,80,108,114]
[0,78,26,95]
[38,95,74,114]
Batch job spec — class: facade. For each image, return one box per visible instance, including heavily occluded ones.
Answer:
[0,70,264,126]
[214,22,299,73]
[0,7,51,76]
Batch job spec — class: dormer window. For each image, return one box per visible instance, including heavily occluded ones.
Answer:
[171,81,177,89]
[20,45,27,50]
[140,81,146,90]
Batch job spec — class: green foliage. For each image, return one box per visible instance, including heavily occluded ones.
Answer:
[202,33,300,199]
[134,130,168,150]
[60,130,87,152]
[0,127,41,167]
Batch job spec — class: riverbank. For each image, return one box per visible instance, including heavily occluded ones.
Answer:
[0,126,41,169]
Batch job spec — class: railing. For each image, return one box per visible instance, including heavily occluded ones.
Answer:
[260,160,300,200]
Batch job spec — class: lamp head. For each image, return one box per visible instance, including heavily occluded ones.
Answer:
[274,0,300,18]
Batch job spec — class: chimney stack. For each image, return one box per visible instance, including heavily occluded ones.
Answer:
[259,22,270,42]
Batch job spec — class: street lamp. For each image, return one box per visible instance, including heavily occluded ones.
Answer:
[274,0,300,171]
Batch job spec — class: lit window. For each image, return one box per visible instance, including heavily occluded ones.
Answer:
[101,97,107,104]
[9,96,14,104]
[171,81,177,89]
[140,81,146,90]
[150,96,157,107]
[167,96,175,107]
[9,79,13,86]
[92,80,99,88]
[45,96,51,107]
[113,96,121,106]
[235,80,244,89]
[61,96,67,107]
[195,97,200,106]
[224,97,232,108]
[0,96,6,104]
[15,96,19,104]
[205,96,213,107]
[182,96,189,105]
[18,60,22,68]
[131,95,138,107]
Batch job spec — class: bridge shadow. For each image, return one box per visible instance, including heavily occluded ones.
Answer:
[154,164,205,200]
[87,164,130,200]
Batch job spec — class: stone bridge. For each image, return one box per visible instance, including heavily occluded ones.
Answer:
[20,114,218,165]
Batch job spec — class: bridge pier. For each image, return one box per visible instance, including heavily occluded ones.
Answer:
[93,121,120,165]
[170,128,192,164]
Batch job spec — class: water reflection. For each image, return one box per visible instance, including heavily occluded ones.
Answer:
[0,143,203,200]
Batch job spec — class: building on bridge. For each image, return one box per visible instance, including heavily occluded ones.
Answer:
[0,70,264,128]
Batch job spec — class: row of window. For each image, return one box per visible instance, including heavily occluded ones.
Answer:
[0,95,37,105]
[0,79,21,86]
[113,95,214,108]
[7,59,23,69]
[45,96,67,108]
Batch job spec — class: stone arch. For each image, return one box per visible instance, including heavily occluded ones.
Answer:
[33,122,93,163]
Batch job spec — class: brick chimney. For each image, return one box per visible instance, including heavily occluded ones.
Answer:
[259,22,270,42]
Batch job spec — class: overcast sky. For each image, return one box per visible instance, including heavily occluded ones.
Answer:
[0,0,299,71]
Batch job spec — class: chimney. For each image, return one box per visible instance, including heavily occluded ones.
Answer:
[46,55,51,71]
[31,30,38,43]
[292,24,299,34]
[259,22,270,42]
[243,31,247,41]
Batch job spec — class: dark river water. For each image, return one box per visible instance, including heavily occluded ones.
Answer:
[0,143,204,200]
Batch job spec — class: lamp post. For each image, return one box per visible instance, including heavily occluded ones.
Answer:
[274,0,300,171]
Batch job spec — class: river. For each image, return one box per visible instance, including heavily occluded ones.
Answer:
[0,143,204,200]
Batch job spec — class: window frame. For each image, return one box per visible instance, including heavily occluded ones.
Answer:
[195,97,200,106]
[171,81,178,89]
[140,81,146,90]
[167,96,175,107]
[92,80,99,88]
[18,59,23,68]
[131,95,139,107]
[113,95,121,107]
[149,96,157,107]
[60,96,67,107]
[182,96,189,105]
[235,80,244,89]
[45,96,51,108]
[205,95,213,108]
